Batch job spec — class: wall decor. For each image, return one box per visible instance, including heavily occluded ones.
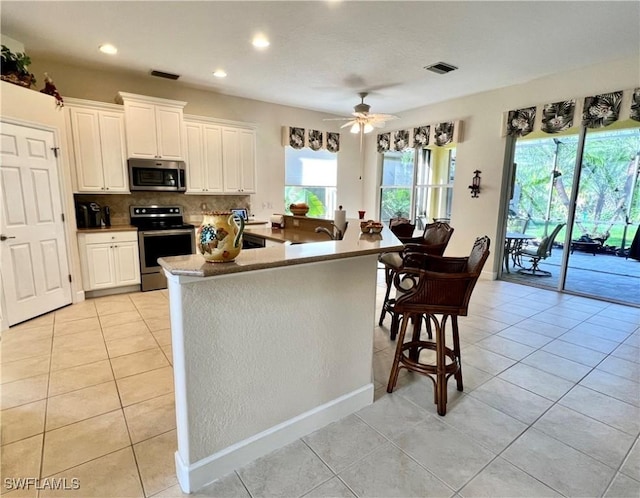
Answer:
[393,130,410,151]
[630,88,640,122]
[413,126,430,148]
[582,91,622,128]
[541,99,575,134]
[377,133,390,153]
[326,132,340,153]
[307,129,324,151]
[506,107,536,137]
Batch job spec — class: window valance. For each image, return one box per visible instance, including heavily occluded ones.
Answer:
[503,87,639,138]
[376,120,463,153]
[281,126,340,153]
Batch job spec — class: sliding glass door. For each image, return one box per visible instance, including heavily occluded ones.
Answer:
[564,127,640,303]
[501,124,640,306]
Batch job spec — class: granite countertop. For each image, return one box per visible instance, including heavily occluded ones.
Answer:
[159,223,402,278]
[76,224,137,233]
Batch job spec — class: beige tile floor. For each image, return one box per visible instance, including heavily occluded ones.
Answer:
[1,278,639,497]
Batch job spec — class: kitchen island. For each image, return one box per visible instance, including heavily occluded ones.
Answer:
[158,224,402,492]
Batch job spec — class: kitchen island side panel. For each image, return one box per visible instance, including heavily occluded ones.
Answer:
[173,255,377,464]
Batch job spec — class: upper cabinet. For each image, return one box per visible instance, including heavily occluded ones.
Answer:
[117,92,186,160]
[184,115,256,195]
[65,98,129,193]
[222,127,257,194]
[184,120,223,193]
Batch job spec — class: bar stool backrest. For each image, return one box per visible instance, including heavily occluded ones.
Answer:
[395,236,491,316]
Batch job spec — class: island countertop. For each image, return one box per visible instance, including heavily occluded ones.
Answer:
[158,224,401,278]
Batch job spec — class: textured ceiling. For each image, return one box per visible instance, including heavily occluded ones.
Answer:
[2,1,639,117]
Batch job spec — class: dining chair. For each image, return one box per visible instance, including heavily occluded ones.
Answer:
[516,223,565,276]
[386,236,491,415]
[378,222,454,333]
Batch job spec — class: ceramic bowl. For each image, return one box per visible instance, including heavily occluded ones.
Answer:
[369,224,383,234]
[290,206,309,216]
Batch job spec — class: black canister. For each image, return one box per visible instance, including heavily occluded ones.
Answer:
[102,206,111,227]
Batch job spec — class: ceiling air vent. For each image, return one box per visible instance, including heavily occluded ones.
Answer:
[424,62,458,75]
[150,70,180,80]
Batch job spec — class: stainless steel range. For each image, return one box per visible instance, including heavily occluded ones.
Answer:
[130,206,195,291]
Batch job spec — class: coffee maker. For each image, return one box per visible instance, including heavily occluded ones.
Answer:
[76,201,102,228]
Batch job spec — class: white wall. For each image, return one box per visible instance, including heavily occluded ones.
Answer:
[25,55,640,275]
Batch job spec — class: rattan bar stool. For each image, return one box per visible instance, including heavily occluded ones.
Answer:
[386,236,490,415]
[378,222,454,337]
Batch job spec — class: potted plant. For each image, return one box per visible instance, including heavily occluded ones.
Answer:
[1,45,36,88]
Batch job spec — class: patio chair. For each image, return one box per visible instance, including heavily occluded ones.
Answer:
[378,222,454,332]
[516,223,565,276]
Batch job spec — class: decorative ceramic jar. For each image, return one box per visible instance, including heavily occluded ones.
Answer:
[197,211,245,263]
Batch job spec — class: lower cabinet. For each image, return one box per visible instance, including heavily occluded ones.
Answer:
[78,231,141,291]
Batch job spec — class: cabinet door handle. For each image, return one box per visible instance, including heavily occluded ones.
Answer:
[0,234,16,241]
[105,187,109,190]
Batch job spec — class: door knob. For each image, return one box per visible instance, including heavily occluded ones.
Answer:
[0,234,16,241]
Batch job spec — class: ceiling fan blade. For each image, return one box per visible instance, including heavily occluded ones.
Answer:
[340,121,357,129]
[322,117,353,122]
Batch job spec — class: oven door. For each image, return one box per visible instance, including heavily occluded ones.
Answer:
[138,229,195,274]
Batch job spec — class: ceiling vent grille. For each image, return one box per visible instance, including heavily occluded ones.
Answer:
[150,70,180,80]
[424,62,458,75]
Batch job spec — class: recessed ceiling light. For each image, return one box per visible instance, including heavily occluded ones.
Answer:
[99,44,118,55]
[252,35,270,49]
[213,70,227,78]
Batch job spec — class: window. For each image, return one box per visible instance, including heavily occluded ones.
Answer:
[285,147,337,217]
[380,149,415,221]
[379,147,455,228]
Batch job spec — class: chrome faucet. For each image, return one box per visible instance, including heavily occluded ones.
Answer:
[315,223,343,240]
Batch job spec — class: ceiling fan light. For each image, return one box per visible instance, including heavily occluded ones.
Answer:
[350,123,360,134]
[363,123,374,134]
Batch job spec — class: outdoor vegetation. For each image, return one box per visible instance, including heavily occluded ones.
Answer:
[512,127,640,251]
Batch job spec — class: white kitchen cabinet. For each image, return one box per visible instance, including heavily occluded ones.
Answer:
[184,115,256,195]
[117,92,186,160]
[184,121,223,193]
[78,231,140,291]
[222,127,256,194]
[65,99,128,193]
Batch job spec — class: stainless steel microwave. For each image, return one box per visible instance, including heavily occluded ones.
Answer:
[128,159,186,192]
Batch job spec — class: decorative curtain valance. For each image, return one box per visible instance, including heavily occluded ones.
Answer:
[281,126,340,153]
[631,88,640,122]
[503,88,637,137]
[376,120,462,153]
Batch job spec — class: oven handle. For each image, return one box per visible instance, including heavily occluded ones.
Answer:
[140,229,194,237]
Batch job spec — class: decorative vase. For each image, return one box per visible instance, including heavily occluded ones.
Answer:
[197,211,245,263]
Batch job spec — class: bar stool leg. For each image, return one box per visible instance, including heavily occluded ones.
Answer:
[451,315,463,391]
[434,314,448,416]
[409,315,422,362]
[387,315,410,393]
[378,267,394,325]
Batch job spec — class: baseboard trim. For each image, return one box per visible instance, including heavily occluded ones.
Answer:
[175,383,374,493]
[84,284,141,299]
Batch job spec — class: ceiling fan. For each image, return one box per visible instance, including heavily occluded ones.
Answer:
[324,92,398,134]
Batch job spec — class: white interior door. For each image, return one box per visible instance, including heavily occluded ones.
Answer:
[1,121,72,326]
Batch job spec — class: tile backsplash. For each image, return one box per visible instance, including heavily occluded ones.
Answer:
[74,193,251,225]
